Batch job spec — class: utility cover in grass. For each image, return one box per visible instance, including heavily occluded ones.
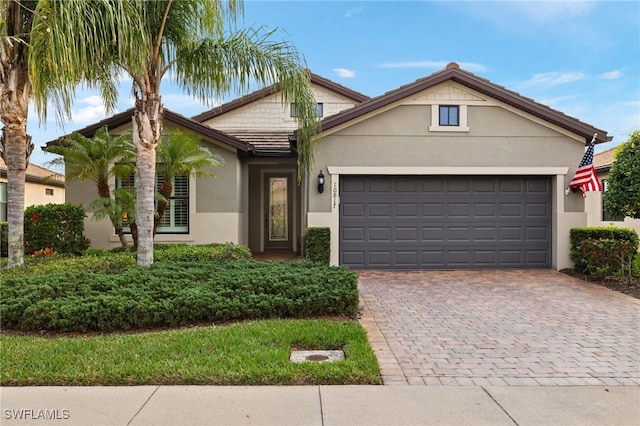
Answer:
[290,350,345,363]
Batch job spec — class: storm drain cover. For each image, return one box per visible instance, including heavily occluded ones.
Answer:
[290,350,344,363]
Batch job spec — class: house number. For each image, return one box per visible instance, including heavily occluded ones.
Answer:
[332,181,338,210]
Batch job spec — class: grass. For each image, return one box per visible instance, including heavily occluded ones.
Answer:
[0,319,381,386]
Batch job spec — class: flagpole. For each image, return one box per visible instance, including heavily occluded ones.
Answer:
[565,133,598,196]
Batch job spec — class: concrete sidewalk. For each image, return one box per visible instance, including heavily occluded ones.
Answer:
[2,385,639,425]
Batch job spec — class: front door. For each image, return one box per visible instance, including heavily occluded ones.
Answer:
[264,174,293,249]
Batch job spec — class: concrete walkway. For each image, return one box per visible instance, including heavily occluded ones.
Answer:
[358,270,640,386]
[2,385,639,425]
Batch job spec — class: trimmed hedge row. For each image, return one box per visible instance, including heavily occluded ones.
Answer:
[1,260,359,332]
[88,243,253,262]
[570,227,639,277]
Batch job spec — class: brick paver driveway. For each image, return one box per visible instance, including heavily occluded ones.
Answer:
[358,270,640,386]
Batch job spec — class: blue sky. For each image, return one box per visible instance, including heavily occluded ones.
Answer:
[27,0,640,168]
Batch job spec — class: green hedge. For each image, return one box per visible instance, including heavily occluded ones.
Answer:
[1,260,359,332]
[570,226,639,277]
[0,221,7,257]
[24,204,88,255]
[306,227,330,265]
[93,243,252,262]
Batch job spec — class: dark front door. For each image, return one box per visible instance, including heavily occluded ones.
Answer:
[264,174,294,249]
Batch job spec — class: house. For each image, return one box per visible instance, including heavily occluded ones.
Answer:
[54,73,368,252]
[0,158,65,221]
[585,147,640,235]
[53,64,611,270]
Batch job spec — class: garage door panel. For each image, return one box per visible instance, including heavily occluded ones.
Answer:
[342,227,365,242]
[449,203,471,216]
[340,176,550,269]
[369,203,392,217]
[396,203,419,217]
[342,203,365,218]
[526,203,549,217]
[369,251,392,266]
[397,227,419,241]
[369,227,391,241]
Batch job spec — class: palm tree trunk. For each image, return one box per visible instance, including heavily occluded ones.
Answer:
[2,127,31,268]
[132,95,163,267]
[1,18,32,268]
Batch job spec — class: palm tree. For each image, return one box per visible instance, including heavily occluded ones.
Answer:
[71,0,320,267]
[46,127,136,250]
[1,0,142,267]
[154,130,222,236]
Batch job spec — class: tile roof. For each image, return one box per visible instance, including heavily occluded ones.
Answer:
[321,62,611,145]
[594,147,617,171]
[0,157,65,187]
[191,72,370,122]
[44,108,250,153]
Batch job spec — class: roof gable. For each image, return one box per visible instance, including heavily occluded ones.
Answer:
[44,108,250,152]
[191,72,370,122]
[321,62,610,145]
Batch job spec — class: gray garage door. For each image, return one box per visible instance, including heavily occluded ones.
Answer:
[340,176,551,269]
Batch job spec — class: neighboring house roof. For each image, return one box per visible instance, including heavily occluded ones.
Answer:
[191,72,370,122]
[0,157,65,187]
[44,108,251,153]
[321,62,611,145]
[594,147,617,172]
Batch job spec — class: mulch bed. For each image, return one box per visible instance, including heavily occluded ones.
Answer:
[560,269,640,299]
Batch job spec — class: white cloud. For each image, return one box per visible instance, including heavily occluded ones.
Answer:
[345,6,363,18]
[598,70,624,80]
[378,61,487,73]
[333,68,356,78]
[508,1,594,23]
[538,95,577,107]
[70,96,110,124]
[516,72,587,89]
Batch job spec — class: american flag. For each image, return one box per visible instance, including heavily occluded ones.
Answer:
[568,138,602,196]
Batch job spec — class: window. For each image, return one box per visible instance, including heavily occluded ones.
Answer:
[45,188,54,196]
[602,179,624,221]
[0,182,6,222]
[290,103,323,118]
[116,173,189,233]
[429,104,469,132]
[439,105,459,126]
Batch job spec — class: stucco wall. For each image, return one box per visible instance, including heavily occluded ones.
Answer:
[65,123,246,250]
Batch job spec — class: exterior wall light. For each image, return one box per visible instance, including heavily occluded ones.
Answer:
[317,170,325,193]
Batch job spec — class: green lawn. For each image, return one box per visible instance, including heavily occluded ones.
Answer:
[0,319,381,386]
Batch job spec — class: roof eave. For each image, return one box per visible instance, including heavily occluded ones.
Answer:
[321,66,610,144]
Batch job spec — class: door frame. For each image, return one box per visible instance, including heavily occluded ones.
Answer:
[263,172,295,250]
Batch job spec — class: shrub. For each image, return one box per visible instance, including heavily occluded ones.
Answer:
[306,227,330,265]
[153,243,252,262]
[24,204,89,256]
[570,226,639,277]
[106,243,252,262]
[0,221,7,258]
[0,260,358,332]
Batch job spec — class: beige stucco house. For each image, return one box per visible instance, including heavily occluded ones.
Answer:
[0,158,65,221]
[53,64,612,270]
[585,147,640,235]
